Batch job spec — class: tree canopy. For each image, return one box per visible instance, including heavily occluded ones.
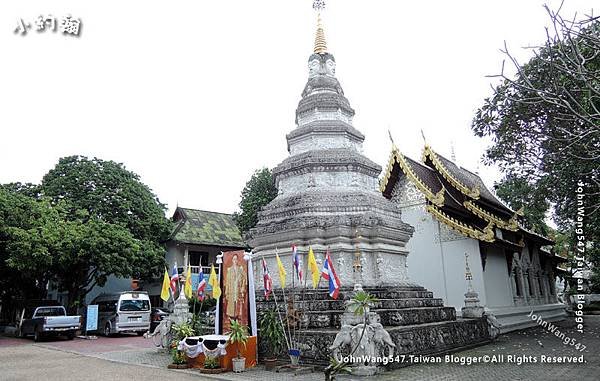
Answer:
[0,156,170,310]
[233,167,277,238]
[472,6,599,290]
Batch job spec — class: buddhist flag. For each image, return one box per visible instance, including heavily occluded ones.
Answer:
[276,251,287,289]
[307,246,320,289]
[208,264,221,299]
[160,268,171,302]
[184,265,193,299]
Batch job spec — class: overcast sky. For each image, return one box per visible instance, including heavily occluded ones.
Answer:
[1,0,596,216]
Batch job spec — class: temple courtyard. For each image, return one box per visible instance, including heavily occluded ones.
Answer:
[0,315,597,381]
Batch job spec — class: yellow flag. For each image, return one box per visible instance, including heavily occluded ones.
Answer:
[184,265,193,299]
[307,246,320,289]
[160,268,171,302]
[209,264,221,299]
[276,252,287,289]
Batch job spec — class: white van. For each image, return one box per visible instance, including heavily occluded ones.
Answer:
[91,291,151,336]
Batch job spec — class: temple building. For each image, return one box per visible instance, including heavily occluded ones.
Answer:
[379,144,567,332]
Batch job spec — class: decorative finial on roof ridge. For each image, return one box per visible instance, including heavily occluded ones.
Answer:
[314,13,328,54]
[420,129,429,147]
[387,129,398,151]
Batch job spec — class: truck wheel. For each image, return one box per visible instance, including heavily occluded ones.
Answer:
[67,332,75,340]
[136,331,145,336]
[104,323,112,337]
[33,327,42,342]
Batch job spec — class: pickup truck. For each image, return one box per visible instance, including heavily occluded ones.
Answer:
[18,306,81,341]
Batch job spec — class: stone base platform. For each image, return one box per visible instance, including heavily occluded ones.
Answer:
[290,318,490,368]
[487,303,566,333]
[256,286,491,367]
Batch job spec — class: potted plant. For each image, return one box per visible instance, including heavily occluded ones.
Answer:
[227,319,249,373]
[169,344,188,369]
[167,322,195,369]
[259,308,285,371]
[198,355,225,374]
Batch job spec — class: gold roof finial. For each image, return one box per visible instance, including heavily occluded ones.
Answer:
[314,14,328,54]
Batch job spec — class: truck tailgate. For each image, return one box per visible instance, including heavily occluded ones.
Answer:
[45,316,80,328]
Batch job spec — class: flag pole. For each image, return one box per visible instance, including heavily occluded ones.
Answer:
[277,247,294,353]
[265,254,291,353]
[215,253,223,334]
[291,246,296,348]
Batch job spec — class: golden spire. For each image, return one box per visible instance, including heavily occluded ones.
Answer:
[314,14,328,54]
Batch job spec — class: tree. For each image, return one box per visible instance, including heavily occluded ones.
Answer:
[472,5,599,285]
[39,156,171,308]
[41,156,170,243]
[494,175,550,235]
[0,187,56,305]
[1,156,171,311]
[233,168,277,238]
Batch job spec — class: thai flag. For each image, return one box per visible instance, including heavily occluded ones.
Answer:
[321,251,341,299]
[262,258,273,300]
[292,244,303,283]
[170,262,179,294]
[197,267,207,301]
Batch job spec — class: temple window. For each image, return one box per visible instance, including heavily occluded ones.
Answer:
[538,274,545,296]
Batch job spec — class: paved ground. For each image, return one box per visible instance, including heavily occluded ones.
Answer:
[1,316,598,380]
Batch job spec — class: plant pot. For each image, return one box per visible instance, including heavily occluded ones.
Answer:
[167,363,189,369]
[289,348,300,366]
[232,357,246,373]
[198,367,224,374]
[264,357,278,371]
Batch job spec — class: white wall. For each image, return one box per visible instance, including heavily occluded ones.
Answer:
[482,247,514,308]
[403,205,448,303]
[402,204,486,312]
[440,237,486,313]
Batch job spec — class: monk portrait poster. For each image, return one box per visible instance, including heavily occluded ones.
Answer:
[221,250,249,333]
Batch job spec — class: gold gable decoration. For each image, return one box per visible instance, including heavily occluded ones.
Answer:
[380,146,445,207]
[422,145,480,199]
[426,204,495,243]
[464,200,519,232]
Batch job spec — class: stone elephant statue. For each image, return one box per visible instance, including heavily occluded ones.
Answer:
[329,324,353,361]
[351,323,376,362]
[371,322,395,357]
[145,319,173,348]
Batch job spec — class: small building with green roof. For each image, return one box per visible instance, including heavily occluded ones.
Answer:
[158,207,246,306]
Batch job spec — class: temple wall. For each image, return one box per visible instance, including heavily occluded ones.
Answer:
[402,205,447,303]
[392,179,487,315]
[482,247,514,308]
[439,236,486,315]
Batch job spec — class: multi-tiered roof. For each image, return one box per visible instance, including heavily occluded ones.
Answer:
[380,144,554,249]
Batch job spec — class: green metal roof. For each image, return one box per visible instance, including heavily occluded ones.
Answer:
[169,207,245,248]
